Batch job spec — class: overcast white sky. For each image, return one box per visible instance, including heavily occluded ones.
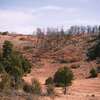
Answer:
[0,0,99,34]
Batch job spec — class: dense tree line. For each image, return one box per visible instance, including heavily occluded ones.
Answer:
[68,25,100,35]
[35,25,100,36]
[0,31,9,35]
[34,25,100,50]
[35,27,68,50]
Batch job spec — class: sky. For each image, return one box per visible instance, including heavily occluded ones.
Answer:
[0,0,99,34]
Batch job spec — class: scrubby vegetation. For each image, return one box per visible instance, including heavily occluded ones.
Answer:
[0,26,100,99]
[90,68,97,78]
[45,77,54,96]
[23,83,34,93]
[0,40,32,90]
[46,84,54,96]
[45,77,53,85]
[87,28,100,60]
[53,67,73,94]
[44,67,74,95]
[87,40,100,60]
[23,79,41,96]
[96,66,100,73]
[31,79,41,95]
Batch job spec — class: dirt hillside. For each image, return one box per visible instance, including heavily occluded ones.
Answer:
[0,34,100,100]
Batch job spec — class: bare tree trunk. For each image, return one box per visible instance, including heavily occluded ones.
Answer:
[64,87,66,95]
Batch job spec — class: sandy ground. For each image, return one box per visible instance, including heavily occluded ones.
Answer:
[0,34,100,100]
[40,78,100,100]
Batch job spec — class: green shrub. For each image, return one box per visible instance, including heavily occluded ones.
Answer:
[87,36,100,60]
[0,40,32,90]
[0,73,11,91]
[45,77,53,85]
[90,68,97,78]
[0,63,4,73]
[96,66,100,73]
[23,83,33,93]
[3,40,13,58]
[47,84,54,96]
[53,67,73,94]
[23,79,41,95]
[32,79,41,95]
